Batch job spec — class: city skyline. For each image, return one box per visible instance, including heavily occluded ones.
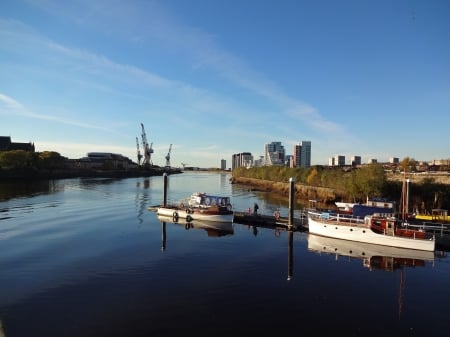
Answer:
[1,1,449,167]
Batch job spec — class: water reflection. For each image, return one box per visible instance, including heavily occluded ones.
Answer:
[307,234,435,271]
[158,213,297,281]
[0,180,64,201]
[307,234,437,319]
[157,215,234,237]
[136,178,151,224]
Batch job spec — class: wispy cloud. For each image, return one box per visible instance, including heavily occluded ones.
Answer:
[16,1,343,136]
[0,93,24,110]
[0,91,109,130]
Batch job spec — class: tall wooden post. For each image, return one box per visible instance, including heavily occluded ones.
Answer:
[289,177,295,228]
[163,173,168,206]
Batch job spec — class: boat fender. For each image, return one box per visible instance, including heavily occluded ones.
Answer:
[186,208,191,214]
[186,215,193,222]
[185,223,191,230]
[173,212,179,221]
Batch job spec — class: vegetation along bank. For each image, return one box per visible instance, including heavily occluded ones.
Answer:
[231,165,450,213]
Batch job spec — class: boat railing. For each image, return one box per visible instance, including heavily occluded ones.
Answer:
[308,210,365,225]
[402,221,449,237]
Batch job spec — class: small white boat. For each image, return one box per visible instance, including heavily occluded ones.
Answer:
[307,210,435,251]
[156,192,234,223]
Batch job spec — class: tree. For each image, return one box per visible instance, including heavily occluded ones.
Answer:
[399,157,417,173]
[0,150,33,169]
[352,163,386,200]
[38,151,66,169]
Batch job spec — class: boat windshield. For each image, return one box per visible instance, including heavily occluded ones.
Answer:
[200,195,230,206]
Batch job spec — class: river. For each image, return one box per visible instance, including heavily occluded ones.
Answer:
[0,172,449,337]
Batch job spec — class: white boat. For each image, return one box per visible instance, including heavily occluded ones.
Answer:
[307,210,435,251]
[157,215,234,237]
[156,192,234,223]
[307,234,435,270]
[334,201,356,211]
[335,198,396,217]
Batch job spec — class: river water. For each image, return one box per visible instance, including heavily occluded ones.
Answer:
[0,172,449,337]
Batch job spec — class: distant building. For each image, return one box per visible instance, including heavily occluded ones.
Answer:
[300,141,311,168]
[390,157,399,164]
[293,141,311,168]
[220,159,226,170]
[351,155,361,166]
[331,155,345,167]
[285,155,293,167]
[78,152,135,169]
[232,152,253,170]
[368,158,378,164]
[253,156,264,167]
[0,136,35,152]
[264,141,285,166]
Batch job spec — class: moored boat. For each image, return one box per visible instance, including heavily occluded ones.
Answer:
[307,210,435,251]
[156,192,234,223]
[414,209,449,223]
[335,198,396,218]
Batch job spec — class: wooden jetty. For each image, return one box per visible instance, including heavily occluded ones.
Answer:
[233,211,308,231]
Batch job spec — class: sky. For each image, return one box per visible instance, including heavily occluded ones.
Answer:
[1,0,449,168]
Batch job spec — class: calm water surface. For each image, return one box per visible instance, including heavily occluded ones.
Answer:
[0,172,449,337]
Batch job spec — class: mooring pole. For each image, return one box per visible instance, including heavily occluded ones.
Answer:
[287,230,293,281]
[406,178,410,215]
[289,177,295,228]
[163,173,168,207]
[161,222,166,252]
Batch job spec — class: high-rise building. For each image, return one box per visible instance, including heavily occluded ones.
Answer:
[231,152,253,170]
[220,159,226,170]
[351,156,361,166]
[334,155,345,166]
[293,141,311,168]
[264,142,285,166]
[300,141,311,168]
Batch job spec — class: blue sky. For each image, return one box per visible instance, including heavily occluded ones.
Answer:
[1,0,449,168]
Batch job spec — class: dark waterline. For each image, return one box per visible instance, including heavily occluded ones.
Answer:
[0,173,449,337]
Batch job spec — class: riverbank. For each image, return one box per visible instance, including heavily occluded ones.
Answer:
[0,166,182,181]
[230,172,450,210]
[230,176,341,208]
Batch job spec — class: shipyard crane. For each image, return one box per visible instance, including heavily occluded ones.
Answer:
[180,162,189,170]
[140,123,153,166]
[136,137,142,165]
[165,144,172,168]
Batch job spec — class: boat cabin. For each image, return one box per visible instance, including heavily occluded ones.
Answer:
[365,215,396,235]
[188,192,231,209]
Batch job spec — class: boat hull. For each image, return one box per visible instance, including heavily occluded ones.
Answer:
[308,234,435,262]
[157,206,234,223]
[157,215,234,236]
[307,212,435,251]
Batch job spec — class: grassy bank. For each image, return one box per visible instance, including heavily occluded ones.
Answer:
[230,176,339,209]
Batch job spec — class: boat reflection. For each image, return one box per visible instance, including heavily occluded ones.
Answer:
[307,234,435,271]
[157,215,234,238]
